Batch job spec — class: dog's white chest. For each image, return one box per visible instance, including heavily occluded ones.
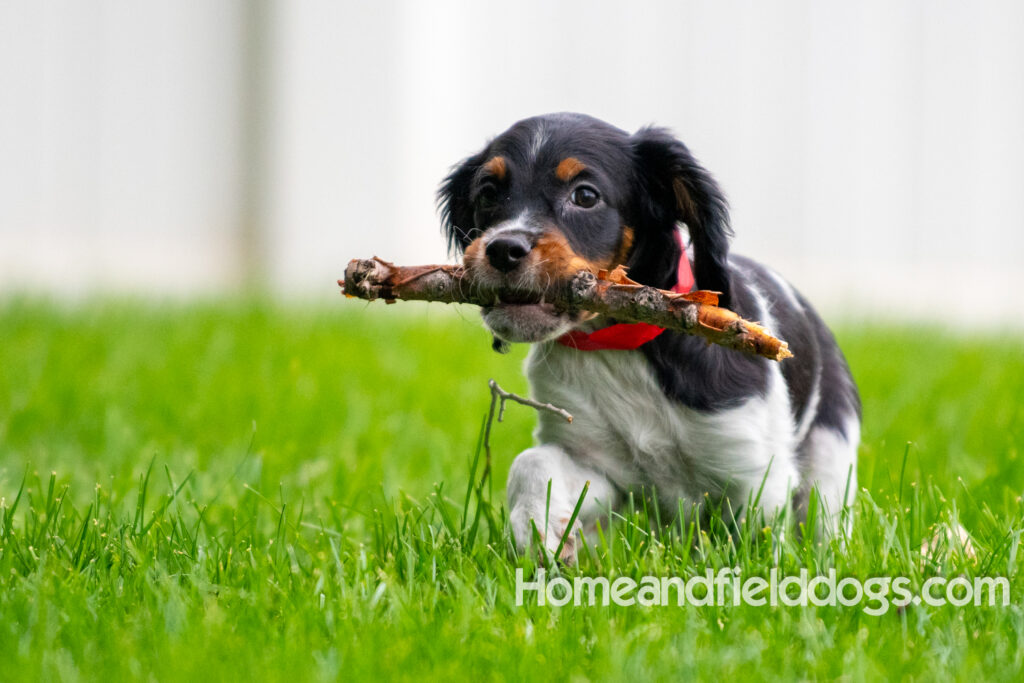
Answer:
[525,343,797,510]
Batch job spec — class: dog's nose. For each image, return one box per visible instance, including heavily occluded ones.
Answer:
[485,235,532,273]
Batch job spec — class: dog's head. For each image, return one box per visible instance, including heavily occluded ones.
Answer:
[438,113,732,344]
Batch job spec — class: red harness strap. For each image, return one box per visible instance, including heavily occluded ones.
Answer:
[556,230,694,351]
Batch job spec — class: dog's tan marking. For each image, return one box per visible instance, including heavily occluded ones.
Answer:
[612,226,634,267]
[555,157,586,183]
[532,230,603,280]
[464,236,487,271]
[482,156,507,180]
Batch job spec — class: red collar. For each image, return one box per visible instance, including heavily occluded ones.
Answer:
[556,231,694,351]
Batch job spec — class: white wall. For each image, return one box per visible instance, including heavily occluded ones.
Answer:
[2,1,1023,321]
[0,1,245,292]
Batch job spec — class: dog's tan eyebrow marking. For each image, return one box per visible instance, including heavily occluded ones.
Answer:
[482,156,507,180]
[555,157,586,182]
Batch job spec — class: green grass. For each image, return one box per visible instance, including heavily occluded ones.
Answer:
[1,297,1023,681]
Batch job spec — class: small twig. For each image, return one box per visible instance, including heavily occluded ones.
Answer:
[393,265,447,287]
[488,379,574,424]
[479,379,573,497]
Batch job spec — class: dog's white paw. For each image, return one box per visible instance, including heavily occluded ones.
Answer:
[510,507,582,564]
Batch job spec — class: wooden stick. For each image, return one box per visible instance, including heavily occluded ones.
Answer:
[340,257,793,361]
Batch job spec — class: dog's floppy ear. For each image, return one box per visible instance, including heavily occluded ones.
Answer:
[437,150,487,255]
[631,127,733,307]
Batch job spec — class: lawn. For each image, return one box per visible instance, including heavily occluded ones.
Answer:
[1,298,1022,681]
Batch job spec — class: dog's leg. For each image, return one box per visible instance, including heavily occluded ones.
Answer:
[718,456,799,544]
[507,444,617,563]
[796,421,860,539]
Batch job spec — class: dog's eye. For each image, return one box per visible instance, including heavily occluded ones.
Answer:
[570,185,600,209]
[475,185,499,210]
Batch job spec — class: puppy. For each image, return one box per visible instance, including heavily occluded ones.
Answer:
[438,113,860,561]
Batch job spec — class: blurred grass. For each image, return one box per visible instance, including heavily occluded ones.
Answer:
[0,298,534,502]
[1,297,1023,680]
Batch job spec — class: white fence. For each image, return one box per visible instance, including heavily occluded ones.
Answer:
[2,1,1022,322]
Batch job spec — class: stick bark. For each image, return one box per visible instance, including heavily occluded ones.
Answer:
[340,257,793,361]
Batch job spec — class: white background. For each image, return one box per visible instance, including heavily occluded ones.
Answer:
[2,1,1022,322]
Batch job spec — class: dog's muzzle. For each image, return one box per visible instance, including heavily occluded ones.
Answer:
[469,227,580,344]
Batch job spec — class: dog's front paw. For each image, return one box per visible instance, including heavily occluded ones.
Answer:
[510,506,582,564]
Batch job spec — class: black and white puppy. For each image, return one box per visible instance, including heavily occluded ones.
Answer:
[438,113,860,561]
